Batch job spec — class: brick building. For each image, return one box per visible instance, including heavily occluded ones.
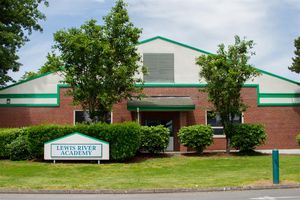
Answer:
[0,36,300,151]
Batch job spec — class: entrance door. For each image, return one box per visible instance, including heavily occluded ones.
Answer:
[144,119,174,151]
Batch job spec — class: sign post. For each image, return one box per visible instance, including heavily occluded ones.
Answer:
[44,132,109,163]
[272,149,279,184]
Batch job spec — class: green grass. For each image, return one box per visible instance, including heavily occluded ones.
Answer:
[0,154,299,190]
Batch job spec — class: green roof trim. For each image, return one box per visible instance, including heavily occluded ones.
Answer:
[139,36,212,55]
[1,83,299,107]
[44,132,109,145]
[257,103,300,107]
[0,104,58,107]
[139,36,300,86]
[127,105,195,111]
[0,36,299,107]
[137,83,207,87]
[260,93,300,98]
[0,93,57,98]
[136,83,260,88]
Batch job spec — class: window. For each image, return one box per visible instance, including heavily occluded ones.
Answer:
[74,110,111,124]
[143,53,174,83]
[206,111,242,135]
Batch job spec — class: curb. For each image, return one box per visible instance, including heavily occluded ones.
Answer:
[0,184,299,194]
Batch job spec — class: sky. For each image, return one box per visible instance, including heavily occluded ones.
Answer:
[11,0,300,82]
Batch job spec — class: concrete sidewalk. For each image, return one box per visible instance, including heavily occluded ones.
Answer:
[256,149,300,155]
[198,149,300,154]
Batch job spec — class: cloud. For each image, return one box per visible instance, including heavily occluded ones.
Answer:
[128,0,300,81]
[42,0,106,17]
[8,37,52,81]
[10,0,300,82]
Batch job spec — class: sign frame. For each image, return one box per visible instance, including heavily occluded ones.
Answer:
[44,132,109,164]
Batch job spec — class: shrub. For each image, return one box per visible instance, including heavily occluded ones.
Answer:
[0,128,24,159]
[7,135,32,161]
[178,125,213,153]
[26,124,75,159]
[89,122,141,161]
[26,122,141,161]
[230,123,266,152]
[140,125,169,153]
[297,134,300,146]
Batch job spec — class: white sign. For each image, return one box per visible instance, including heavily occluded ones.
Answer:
[44,132,109,161]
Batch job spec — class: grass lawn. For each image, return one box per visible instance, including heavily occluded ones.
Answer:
[0,154,299,190]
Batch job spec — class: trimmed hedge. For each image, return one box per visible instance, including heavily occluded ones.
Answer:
[0,128,24,158]
[140,125,169,153]
[297,134,300,146]
[230,123,266,152]
[26,122,141,161]
[178,125,213,153]
[7,135,32,161]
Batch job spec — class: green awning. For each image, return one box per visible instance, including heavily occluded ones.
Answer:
[127,97,195,111]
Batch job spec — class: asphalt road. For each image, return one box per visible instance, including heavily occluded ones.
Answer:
[0,188,300,200]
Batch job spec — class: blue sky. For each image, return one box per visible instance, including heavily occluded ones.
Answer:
[11,0,300,82]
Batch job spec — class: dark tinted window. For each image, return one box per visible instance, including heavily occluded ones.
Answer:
[207,111,242,135]
[74,111,111,124]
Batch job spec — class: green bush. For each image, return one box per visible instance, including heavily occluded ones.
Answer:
[230,123,266,152]
[140,125,169,153]
[26,122,141,161]
[297,134,300,146]
[26,124,74,159]
[0,128,24,158]
[178,125,213,153]
[7,135,32,161]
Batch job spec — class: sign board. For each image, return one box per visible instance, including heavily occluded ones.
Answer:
[44,132,109,162]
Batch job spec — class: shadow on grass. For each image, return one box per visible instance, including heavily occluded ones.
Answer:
[125,152,174,163]
[236,150,267,156]
[181,151,267,157]
[30,150,268,165]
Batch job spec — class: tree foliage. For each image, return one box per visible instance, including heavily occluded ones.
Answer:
[196,35,260,153]
[0,0,48,87]
[53,0,143,122]
[19,52,62,81]
[289,37,300,73]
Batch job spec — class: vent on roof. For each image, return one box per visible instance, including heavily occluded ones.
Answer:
[143,53,174,83]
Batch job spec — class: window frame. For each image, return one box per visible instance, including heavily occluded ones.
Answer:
[205,110,244,138]
[73,110,113,125]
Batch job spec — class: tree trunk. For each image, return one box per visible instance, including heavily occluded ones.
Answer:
[226,137,230,154]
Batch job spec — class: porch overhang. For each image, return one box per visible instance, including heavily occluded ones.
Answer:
[127,97,195,111]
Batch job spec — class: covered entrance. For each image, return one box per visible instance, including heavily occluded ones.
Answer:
[127,96,195,151]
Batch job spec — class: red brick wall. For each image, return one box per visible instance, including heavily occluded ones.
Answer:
[112,87,300,150]
[0,87,300,150]
[0,89,78,127]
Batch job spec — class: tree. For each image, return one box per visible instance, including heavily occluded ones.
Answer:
[196,35,260,153]
[53,0,143,122]
[19,52,63,81]
[0,0,48,87]
[289,37,300,73]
